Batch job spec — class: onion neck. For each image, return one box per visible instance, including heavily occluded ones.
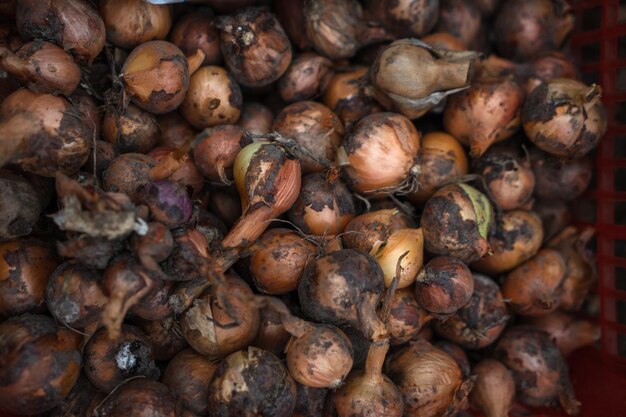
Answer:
[358,292,387,342]
[435,60,474,92]
[221,205,276,249]
[0,47,29,79]
[364,339,389,382]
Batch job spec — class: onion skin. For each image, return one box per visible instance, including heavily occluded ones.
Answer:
[535,198,571,242]
[421,183,494,263]
[523,78,607,158]
[530,148,592,202]
[293,384,328,417]
[342,209,415,254]
[338,112,421,195]
[252,307,291,355]
[278,53,334,103]
[180,66,242,129]
[386,287,433,345]
[100,0,172,49]
[129,278,175,321]
[470,359,515,417]
[193,124,251,183]
[434,273,508,349]
[373,228,424,288]
[170,9,222,66]
[217,7,292,87]
[209,347,297,417]
[525,52,578,93]
[436,0,481,48]
[15,0,105,65]
[421,32,466,51]
[134,317,188,362]
[103,104,160,154]
[407,132,469,204]
[434,341,470,376]
[0,40,81,95]
[502,248,566,317]
[472,210,543,275]
[158,112,197,148]
[366,0,439,38]
[415,256,474,315]
[273,101,344,173]
[237,102,273,135]
[148,146,204,197]
[103,153,157,203]
[526,311,600,356]
[275,0,310,50]
[494,326,580,414]
[0,172,42,240]
[0,314,82,416]
[96,379,177,417]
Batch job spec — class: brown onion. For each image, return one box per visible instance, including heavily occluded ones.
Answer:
[472,210,543,275]
[434,341,471,375]
[494,326,580,414]
[48,375,101,417]
[15,0,105,65]
[237,102,273,135]
[180,66,242,129]
[103,153,157,203]
[46,262,106,329]
[275,0,310,50]
[338,112,420,195]
[530,148,593,201]
[209,347,297,417]
[524,52,578,93]
[103,104,160,154]
[436,0,482,48]
[170,9,222,66]
[148,146,204,197]
[0,314,82,415]
[279,53,334,103]
[180,274,260,360]
[422,183,494,263]
[273,101,344,173]
[386,287,433,345]
[217,7,292,87]
[444,74,524,157]
[209,188,242,228]
[0,239,57,316]
[161,229,210,282]
[407,132,469,204]
[434,273,508,349]
[193,124,251,184]
[134,317,188,361]
[100,0,172,49]
[130,278,175,321]
[526,311,600,356]
[158,112,197,148]
[249,228,316,294]
[502,248,566,316]
[535,198,571,242]
[366,0,438,38]
[342,209,415,253]
[0,40,80,95]
[386,340,473,417]
[421,32,466,51]
[470,359,516,417]
[293,384,327,417]
[83,140,116,180]
[415,256,474,315]
[0,172,42,240]
[252,307,291,355]
[0,89,91,177]
[163,348,218,416]
[493,0,575,61]
[95,379,177,417]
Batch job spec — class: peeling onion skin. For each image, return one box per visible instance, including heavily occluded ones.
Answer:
[414,256,474,315]
[170,9,222,66]
[494,326,580,415]
[434,273,508,349]
[342,209,415,254]
[523,78,607,158]
[386,287,433,346]
[95,379,177,417]
[502,248,566,317]
[530,148,593,202]
[209,347,297,417]
[148,146,204,198]
[366,0,439,38]
[470,359,516,417]
[100,0,172,49]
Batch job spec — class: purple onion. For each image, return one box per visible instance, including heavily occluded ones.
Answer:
[140,180,192,228]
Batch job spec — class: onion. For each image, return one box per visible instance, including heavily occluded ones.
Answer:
[493,0,575,61]
[100,0,172,49]
[421,32,466,51]
[158,112,197,148]
[180,66,243,129]
[293,384,328,417]
[193,124,251,184]
[494,326,580,414]
[535,198,571,242]
[472,210,543,275]
[275,0,310,50]
[368,39,478,119]
[134,317,188,361]
[407,132,469,204]
[170,9,222,66]
[0,172,42,240]
[421,183,494,263]
[470,359,516,417]
[161,229,210,282]
[103,153,157,203]
[48,376,100,417]
[103,104,160,154]
[386,287,433,345]
[526,311,600,356]
[252,307,291,355]
[338,112,421,195]
[249,228,316,294]
[84,324,159,393]
[366,0,439,37]
[415,256,474,315]
[148,146,204,197]
[237,102,274,135]
[502,248,566,317]
[530,148,593,201]
[548,226,596,311]
[524,52,578,93]
[433,273,508,349]
[434,341,470,375]
[121,41,190,115]
[279,53,334,103]
[180,274,260,359]
[385,340,473,417]
[0,40,80,95]
[217,7,292,87]
[0,239,57,316]
[95,379,177,417]
[343,209,415,252]
[0,314,82,415]
[15,0,105,65]
[436,0,482,48]
[129,278,175,321]
[209,188,242,228]
[209,347,297,417]
[523,78,607,158]
[162,348,218,416]
[322,67,382,128]
[444,74,523,157]
[46,262,106,329]
[0,89,91,177]
[299,249,386,340]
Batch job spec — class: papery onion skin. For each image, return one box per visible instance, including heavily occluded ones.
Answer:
[170,9,222,66]
[95,379,177,417]
[342,209,415,254]
[374,228,424,289]
[103,104,160,154]
[494,326,580,414]
[209,347,297,417]
[472,210,543,275]
[0,172,42,240]
[100,0,172,49]
[434,341,471,376]
[502,248,566,317]
[530,148,592,202]
[366,0,439,38]
[470,359,516,417]
[386,287,433,345]
[278,53,334,103]
[148,146,204,197]
[523,78,607,158]
[421,32,466,51]
[415,256,474,315]
[526,311,601,356]
[103,153,157,203]
[193,124,251,183]
[434,273,508,349]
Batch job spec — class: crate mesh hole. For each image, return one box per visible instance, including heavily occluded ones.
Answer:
[615,168,626,191]
[615,239,626,257]
[582,42,601,62]
[617,266,626,291]
[582,6,602,31]
[615,102,626,124]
